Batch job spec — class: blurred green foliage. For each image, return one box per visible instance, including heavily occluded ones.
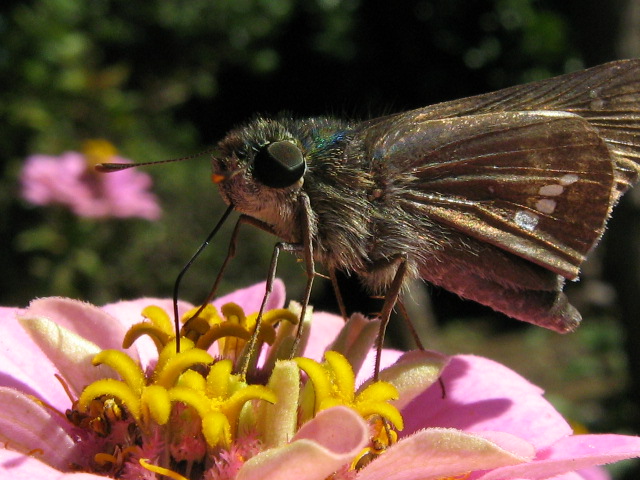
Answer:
[1,0,592,307]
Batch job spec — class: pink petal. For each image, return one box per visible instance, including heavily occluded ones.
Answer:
[548,469,611,480]
[212,279,286,313]
[18,317,114,397]
[21,151,161,219]
[545,474,592,480]
[237,406,368,480]
[0,308,69,408]
[402,355,572,449]
[304,311,350,362]
[358,428,533,480]
[477,434,640,480]
[575,466,612,480]
[23,298,134,359]
[0,387,80,471]
[0,448,101,479]
[357,347,404,385]
[374,350,449,410]
[20,153,90,208]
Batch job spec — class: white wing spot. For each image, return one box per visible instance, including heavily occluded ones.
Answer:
[539,184,564,196]
[536,198,557,214]
[589,89,605,109]
[515,210,539,231]
[559,173,579,186]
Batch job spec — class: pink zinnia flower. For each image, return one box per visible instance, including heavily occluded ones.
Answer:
[1,280,639,479]
[20,139,161,220]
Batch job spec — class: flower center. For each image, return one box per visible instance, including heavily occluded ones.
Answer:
[68,303,404,479]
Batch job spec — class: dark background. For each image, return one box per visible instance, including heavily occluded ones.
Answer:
[1,1,639,477]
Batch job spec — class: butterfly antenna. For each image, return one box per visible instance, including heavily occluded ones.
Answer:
[95,148,220,172]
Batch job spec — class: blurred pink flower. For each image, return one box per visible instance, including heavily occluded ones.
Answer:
[0,280,639,479]
[20,140,161,220]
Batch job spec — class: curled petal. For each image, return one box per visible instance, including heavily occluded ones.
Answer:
[223,385,277,429]
[328,313,381,374]
[237,406,368,480]
[477,434,640,480]
[195,323,251,351]
[178,370,206,390]
[374,350,449,410]
[18,316,112,397]
[0,307,70,408]
[101,297,193,368]
[0,387,80,471]
[358,428,534,480]
[23,298,131,357]
[0,448,100,480]
[257,360,300,449]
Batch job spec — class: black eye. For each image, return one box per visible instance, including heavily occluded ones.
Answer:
[252,141,306,188]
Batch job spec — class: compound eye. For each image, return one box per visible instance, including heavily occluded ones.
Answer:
[252,141,306,188]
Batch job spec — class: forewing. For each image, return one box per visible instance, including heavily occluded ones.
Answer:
[368,111,615,279]
[363,60,640,195]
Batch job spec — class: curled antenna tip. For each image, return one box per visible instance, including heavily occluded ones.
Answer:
[95,162,134,173]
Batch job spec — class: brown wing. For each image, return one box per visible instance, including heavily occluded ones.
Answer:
[367,111,615,279]
[363,59,640,198]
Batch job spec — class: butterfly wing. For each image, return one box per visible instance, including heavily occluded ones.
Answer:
[353,110,620,331]
[357,60,640,281]
[363,59,640,198]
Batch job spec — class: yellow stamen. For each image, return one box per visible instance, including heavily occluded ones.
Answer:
[195,324,251,351]
[92,350,146,395]
[205,359,234,398]
[122,323,171,352]
[177,369,207,390]
[142,305,175,332]
[141,384,171,425]
[202,411,232,448]
[166,360,277,448]
[157,338,195,374]
[153,348,214,388]
[295,351,403,430]
[78,379,142,421]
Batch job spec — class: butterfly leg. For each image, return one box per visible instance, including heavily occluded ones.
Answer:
[238,240,308,377]
[329,267,349,321]
[239,193,316,375]
[396,298,424,350]
[374,254,408,379]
